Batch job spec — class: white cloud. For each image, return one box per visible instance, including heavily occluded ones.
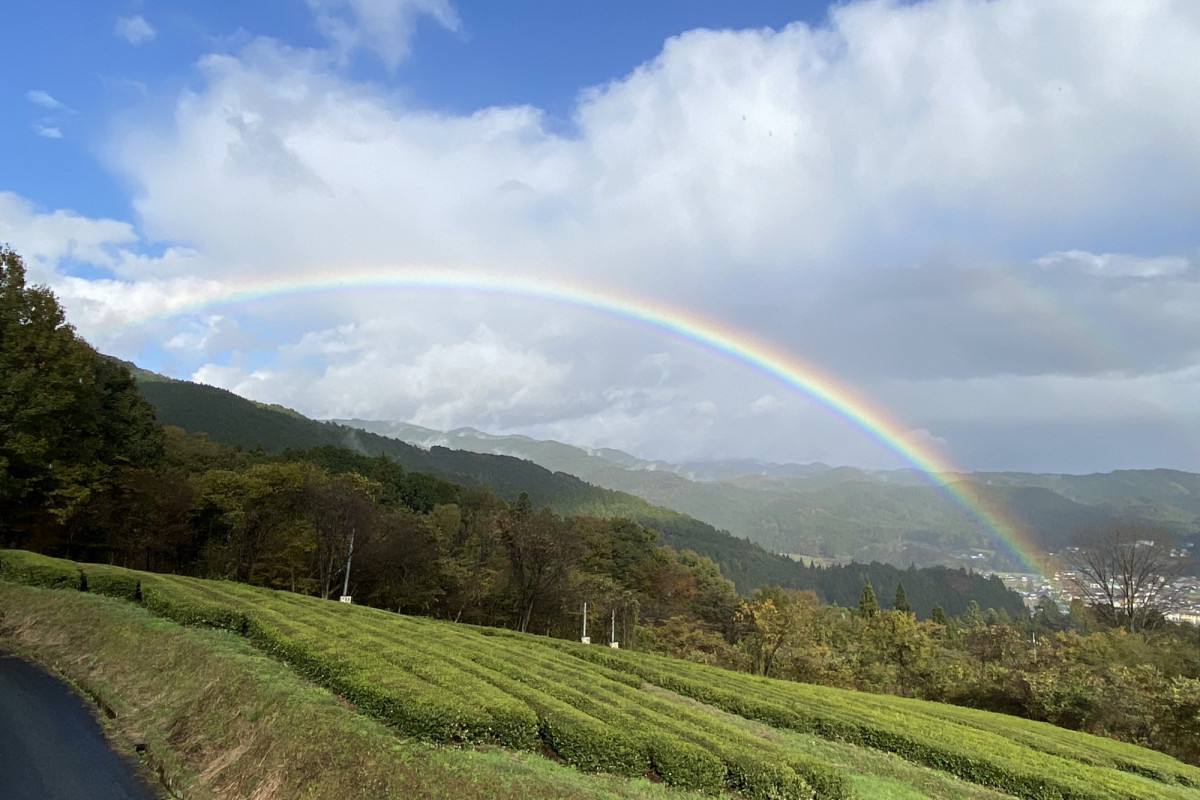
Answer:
[33,124,63,139]
[0,192,137,277]
[748,395,781,415]
[305,0,459,69]
[26,89,68,110]
[1035,250,1194,278]
[110,0,1200,296]
[114,15,156,45]
[193,322,572,428]
[15,0,1200,471]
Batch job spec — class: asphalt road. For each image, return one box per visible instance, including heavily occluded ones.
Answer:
[0,651,160,800]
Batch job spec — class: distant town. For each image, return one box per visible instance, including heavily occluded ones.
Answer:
[991,542,1200,625]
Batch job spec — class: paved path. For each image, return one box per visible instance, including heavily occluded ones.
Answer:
[0,651,160,800]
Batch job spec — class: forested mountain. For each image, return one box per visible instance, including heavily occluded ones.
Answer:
[134,373,1021,614]
[345,418,1200,568]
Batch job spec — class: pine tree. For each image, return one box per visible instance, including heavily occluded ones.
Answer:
[858,580,879,618]
[893,581,911,614]
[930,604,948,625]
[963,599,984,628]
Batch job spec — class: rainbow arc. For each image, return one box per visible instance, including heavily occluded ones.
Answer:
[139,266,1047,574]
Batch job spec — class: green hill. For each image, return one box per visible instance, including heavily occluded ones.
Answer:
[134,373,1025,615]
[344,416,1200,568]
[5,550,1200,800]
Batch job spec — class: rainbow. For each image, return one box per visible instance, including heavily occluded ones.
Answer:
[141,265,1047,574]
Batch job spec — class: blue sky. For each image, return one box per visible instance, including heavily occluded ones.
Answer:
[6,1,833,220]
[4,0,1200,473]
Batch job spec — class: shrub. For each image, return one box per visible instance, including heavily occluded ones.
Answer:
[0,549,84,590]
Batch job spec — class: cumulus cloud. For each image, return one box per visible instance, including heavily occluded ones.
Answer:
[110,0,1200,292]
[114,15,156,45]
[0,192,136,275]
[18,0,1200,471]
[192,322,573,428]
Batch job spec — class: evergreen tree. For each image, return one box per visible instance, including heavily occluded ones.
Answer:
[930,604,948,625]
[893,581,911,614]
[858,580,879,618]
[0,247,162,542]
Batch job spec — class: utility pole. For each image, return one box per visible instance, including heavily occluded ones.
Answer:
[340,525,355,603]
[581,601,590,644]
[610,607,619,649]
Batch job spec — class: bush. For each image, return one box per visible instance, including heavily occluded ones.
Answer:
[81,566,141,601]
[538,707,647,777]
[647,734,727,792]
[0,549,84,590]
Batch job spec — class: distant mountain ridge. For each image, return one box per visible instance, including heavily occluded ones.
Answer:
[339,418,1200,567]
[127,367,1026,614]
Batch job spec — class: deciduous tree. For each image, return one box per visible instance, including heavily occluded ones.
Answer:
[1066,519,1191,632]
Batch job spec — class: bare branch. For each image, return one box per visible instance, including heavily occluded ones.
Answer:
[1064,518,1190,632]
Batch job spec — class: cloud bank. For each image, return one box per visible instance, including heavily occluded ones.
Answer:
[4,0,1199,472]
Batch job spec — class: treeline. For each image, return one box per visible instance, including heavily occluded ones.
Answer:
[140,376,837,593]
[6,425,737,638]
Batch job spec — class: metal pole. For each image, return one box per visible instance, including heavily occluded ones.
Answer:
[611,608,616,644]
[341,525,355,599]
[582,601,587,639]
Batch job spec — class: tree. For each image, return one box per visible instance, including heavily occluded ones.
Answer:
[962,600,985,629]
[858,580,880,619]
[893,581,912,614]
[497,503,581,633]
[1,247,162,542]
[1066,519,1191,632]
[734,587,820,676]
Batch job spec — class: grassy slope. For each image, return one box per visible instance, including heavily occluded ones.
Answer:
[0,580,1020,800]
[0,583,709,800]
[5,551,1200,800]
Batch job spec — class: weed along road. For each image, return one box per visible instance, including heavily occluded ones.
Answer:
[0,651,160,800]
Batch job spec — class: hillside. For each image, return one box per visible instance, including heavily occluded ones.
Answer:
[5,550,1200,800]
[134,373,1024,614]
[344,418,1200,567]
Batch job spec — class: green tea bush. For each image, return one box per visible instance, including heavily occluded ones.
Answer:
[79,564,141,601]
[538,706,647,777]
[0,549,83,590]
[139,576,249,632]
[554,643,1194,800]
[645,734,727,792]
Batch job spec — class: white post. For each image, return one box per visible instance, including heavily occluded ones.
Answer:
[581,601,590,644]
[340,525,355,603]
[610,607,619,648]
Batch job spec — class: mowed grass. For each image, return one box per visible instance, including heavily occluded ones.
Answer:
[5,549,1200,800]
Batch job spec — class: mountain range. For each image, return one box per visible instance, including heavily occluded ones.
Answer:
[339,419,1200,568]
[128,365,1029,615]
[127,361,1199,580]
